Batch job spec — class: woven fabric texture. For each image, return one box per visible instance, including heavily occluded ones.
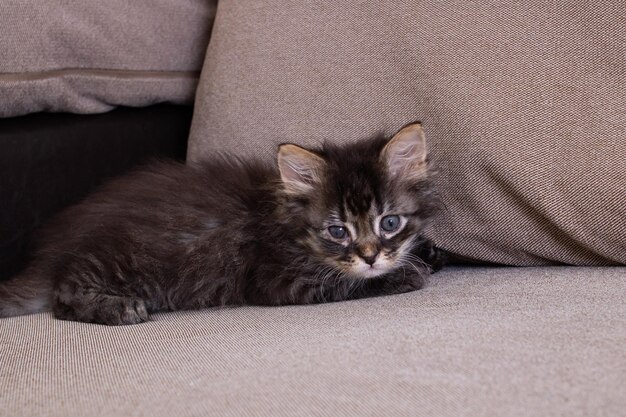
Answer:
[0,0,216,117]
[1,267,624,416]
[188,0,625,266]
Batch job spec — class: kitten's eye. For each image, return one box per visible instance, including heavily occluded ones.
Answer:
[328,226,347,239]
[380,215,401,232]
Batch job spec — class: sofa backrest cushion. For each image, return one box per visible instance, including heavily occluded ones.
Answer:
[187,0,625,266]
[0,0,216,117]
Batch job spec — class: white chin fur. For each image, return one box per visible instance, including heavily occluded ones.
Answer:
[351,260,391,279]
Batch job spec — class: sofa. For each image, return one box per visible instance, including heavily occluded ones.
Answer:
[1,1,624,416]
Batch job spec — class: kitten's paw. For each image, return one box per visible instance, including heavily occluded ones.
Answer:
[343,274,424,301]
[413,239,446,272]
[393,278,424,294]
[118,298,149,325]
[54,295,150,326]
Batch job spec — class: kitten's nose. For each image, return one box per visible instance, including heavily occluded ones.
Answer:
[360,253,379,266]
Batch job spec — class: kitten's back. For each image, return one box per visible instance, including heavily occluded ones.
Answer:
[0,156,276,318]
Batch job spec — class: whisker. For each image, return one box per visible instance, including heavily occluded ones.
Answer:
[400,252,431,272]
[345,276,363,300]
[317,265,337,303]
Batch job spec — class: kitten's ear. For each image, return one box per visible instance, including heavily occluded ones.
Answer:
[381,122,428,180]
[277,144,326,193]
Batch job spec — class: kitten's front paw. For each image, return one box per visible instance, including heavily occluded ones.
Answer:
[54,295,150,326]
[117,298,150,325]
[393,278,424,294]
[94,297,150,325]
[346,274,424,301]
[414,239,446,272]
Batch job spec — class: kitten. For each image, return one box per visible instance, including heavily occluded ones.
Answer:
[0,122,442,325]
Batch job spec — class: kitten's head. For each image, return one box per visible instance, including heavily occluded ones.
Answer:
[277,122,436,279]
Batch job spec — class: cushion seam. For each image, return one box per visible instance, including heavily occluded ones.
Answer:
[0,68,200,82]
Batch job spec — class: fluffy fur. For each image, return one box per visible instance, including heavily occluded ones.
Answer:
[0,123,442,325]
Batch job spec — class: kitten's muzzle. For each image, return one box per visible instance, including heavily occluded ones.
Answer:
[357,243,380,266]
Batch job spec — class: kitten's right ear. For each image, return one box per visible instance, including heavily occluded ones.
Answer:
[277,144,326,193]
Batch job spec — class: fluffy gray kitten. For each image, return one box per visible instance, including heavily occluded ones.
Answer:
[0,123,442,325]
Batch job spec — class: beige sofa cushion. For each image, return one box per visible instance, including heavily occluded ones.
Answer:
[2,267,624,416]
[187,1,625,266]
[0,0,216,117]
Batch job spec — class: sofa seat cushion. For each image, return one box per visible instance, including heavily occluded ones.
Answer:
[1,266,624,416]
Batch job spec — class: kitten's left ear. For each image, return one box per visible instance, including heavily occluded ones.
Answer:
[381,122,428,180]
[277,144,326,193]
